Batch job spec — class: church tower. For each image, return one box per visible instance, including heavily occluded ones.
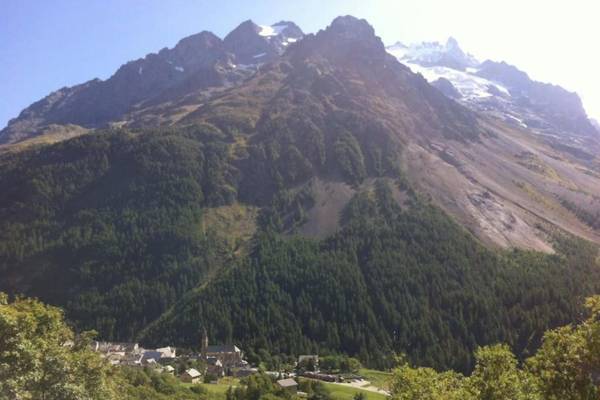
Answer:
[200,328,208,359]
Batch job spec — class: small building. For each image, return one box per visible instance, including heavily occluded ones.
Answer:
[206,356,224,377]
[206,345,244,368]
[181,368,202,384]
[277,378,298,394]
[121,353,144,366]
[92,341,139,355]
[141,350,164,364]
[235,367,258,377]
[164,365,175,374]
[144,358,159,367]
[156,346,176,358]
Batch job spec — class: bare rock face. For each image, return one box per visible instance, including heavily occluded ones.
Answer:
[432,77,462,99]
[476,60,597,137]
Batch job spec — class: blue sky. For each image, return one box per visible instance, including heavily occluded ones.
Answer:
[2,0,599,129]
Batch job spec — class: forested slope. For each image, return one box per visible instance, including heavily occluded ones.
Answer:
[140,181,600,371]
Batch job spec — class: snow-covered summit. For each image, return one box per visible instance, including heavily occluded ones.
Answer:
[258,23,288,37]
[386,37,598,142]
[258,21,303,42]
[387,38,504,102]
[388,37,478,70]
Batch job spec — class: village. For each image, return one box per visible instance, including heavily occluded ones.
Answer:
[91,330,390,397]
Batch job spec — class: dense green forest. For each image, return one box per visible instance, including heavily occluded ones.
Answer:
[1,121,599,373]
[142,180,600,372]
[4,280,600,400]
[390,295,600,399]
[0,127,239,340]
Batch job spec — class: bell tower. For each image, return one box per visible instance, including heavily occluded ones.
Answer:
[201,328,208,359]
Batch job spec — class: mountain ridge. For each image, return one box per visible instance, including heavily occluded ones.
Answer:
[2,15,600,372]
[3,17,600,252]
[387,38,598,144]
[0,20,304,144]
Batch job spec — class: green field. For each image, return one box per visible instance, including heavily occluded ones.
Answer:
[358,369,393,391]
[197,375,390,400]
[199,377,240,400]
[321,382,388,400]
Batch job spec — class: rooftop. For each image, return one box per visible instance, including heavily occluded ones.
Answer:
[277,378,298,388]
[185,368,202,378]
[206,344,241,353]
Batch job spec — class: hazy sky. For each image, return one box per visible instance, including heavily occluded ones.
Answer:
[1,0,599,129]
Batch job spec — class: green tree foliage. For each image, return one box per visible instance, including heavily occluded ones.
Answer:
[120,367,207,400]
[0,127,236,341]
[391,296,600,400]
[319,355,361,374]
[468,345,539,400]
[297,379,332,400]
[0,294,208,400]
[526,295,600,400]
[0,293,118,399]
[391,365,470,400]
[225,373,312,400]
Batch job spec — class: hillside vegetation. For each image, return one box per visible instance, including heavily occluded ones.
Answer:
[141,180,600,372]
[5,293,600,400]
[2,16,600,375]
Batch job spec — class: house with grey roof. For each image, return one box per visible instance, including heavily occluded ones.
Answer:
[181,368,202,383]
[277,378,298,393]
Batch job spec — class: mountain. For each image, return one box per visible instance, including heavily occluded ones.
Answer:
[223,20,303,64]
[476,60,598,137]
[387,39,600,156]
[0,21,303,145]
[387,37,478,70]
[2,16,600,372]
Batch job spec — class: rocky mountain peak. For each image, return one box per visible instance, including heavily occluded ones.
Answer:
[326,15,377,41]
[270,21,303,39]
[225,19,261,38]
[446,36,460,49]
[476,60,531,90]
[223,19,303,64]
[172,31,222,53]
[305,15,386,62]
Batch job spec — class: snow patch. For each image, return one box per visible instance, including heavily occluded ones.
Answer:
[259,23,288,37]
[506,114,528,128]
[253,52,267,59]
[175,66,184,72]
[386,44,408,61]
[387,39,478,68]
[138,66,143,75]
[395,57,511,101]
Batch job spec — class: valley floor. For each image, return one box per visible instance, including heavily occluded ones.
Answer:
[195,371,392,400]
